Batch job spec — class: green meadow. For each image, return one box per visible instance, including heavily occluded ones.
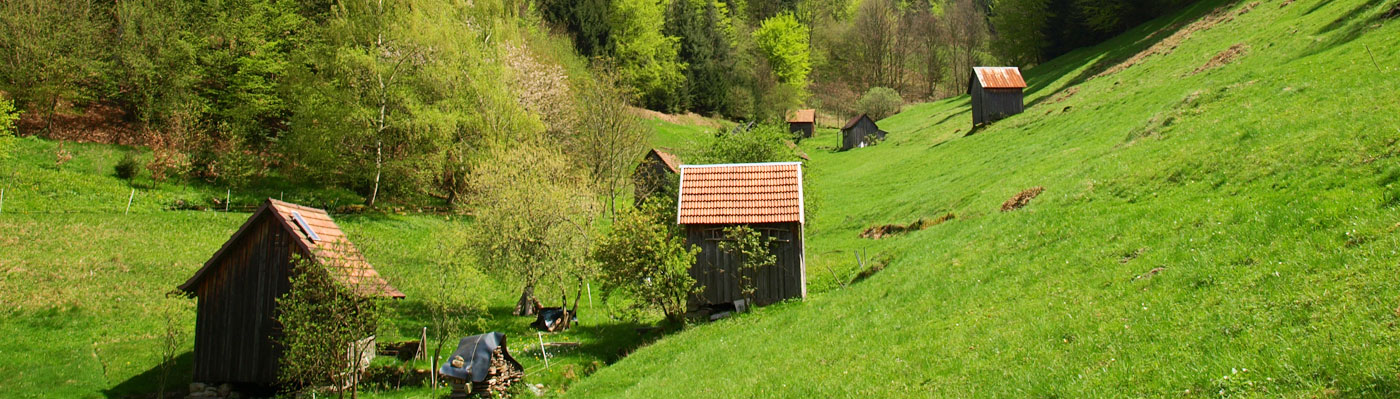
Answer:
[567,0,1400,397]
[3,0,1400,397]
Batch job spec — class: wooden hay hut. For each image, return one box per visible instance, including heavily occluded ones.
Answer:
[634,148,681,200]
[840,114,887,151]
[677,162,806,308]
[968,66,1027,126]
[178,199,404,388]
[787,109,816,138]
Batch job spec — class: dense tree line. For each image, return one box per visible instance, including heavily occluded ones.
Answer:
[0,0,1199,200]
[535,0,1195,121]
[0,0,658,210]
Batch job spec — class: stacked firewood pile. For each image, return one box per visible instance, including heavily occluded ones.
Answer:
[447,346,523,398]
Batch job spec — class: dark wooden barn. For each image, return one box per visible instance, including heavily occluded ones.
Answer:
[677,162,806,308]
[633,148,681,199]
[968,66,1027,126]
[177,199,404,388]
[787,109,816,138]
[840,114,887,151]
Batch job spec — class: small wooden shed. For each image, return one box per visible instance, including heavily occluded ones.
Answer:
[840,114,887,151]
[968,67,1027,126]
[633,148,681,200]
[787,109,816,138]
[178,199,404,388]
[677,162,806,308]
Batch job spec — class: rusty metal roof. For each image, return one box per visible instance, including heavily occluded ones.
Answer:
[179,199,405,298]
[973,67,1027,89]
[677,162,804,225]
[787,109,816,123]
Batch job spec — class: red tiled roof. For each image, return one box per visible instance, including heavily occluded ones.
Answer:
[179,199,405,298]
[677,163,803,225]
[973,67,1027,89]
[787,109,816,123]
[651,149,681,173]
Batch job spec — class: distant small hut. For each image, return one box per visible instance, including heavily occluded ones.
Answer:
[634,148,681,200]
[787,109,816,138]
[178,199,404,388]
[677,162,806,309]
[968,66,1027,127]
[840,114,887,151]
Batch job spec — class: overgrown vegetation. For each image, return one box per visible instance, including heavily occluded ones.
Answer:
[277,254,385,398]
[716,225,779,306]
[592,198,700,322]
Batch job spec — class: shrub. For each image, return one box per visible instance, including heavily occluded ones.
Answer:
[700,123,797,164]
[115,152,140,180]
[591,198,699,322]
[857,87,903,120]
[0,97,18,159]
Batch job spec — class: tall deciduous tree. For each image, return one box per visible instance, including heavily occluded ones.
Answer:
[0,0,108,133]
[283,0,534,207]
[752,13,811,86]
[611,0,687,111]
[570,68,648,218]
[946,0,987,93]
[467,145,597,315]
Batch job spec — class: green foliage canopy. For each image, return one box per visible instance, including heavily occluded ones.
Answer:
[857,87,903,121]
[751,13,811,86]
[699,123,799,164]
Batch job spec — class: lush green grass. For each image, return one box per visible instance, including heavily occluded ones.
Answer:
[644,118,717,158]
[566,0,1400,397]
[0,132,682,397]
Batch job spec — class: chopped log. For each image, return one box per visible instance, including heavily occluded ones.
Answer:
[447,346,523,398]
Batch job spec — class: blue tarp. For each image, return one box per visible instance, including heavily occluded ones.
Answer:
[438,332,521,382]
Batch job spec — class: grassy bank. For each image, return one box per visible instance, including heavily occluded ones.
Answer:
[565,0,1400,396]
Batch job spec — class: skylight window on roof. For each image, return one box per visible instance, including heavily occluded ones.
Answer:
[290,211,321,242]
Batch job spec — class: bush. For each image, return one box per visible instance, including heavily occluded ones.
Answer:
[591,198,699,322]
[114,152,141,180]
[700,123,797,164]
[857,87,903,120]
[0,97,18,159]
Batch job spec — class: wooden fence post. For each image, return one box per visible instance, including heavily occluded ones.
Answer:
[537,332,548,367]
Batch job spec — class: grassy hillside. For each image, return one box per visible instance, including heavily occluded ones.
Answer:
[0,117,719,397]
[566,0,1400,397]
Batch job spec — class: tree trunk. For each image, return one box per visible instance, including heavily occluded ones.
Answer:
[513,284,539,316]
[369,139,382,207]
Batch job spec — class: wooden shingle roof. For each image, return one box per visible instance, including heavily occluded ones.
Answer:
[179,199,405,298]
[677,162,804,225]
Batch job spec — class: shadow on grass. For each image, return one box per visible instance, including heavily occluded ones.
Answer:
[1023,0,1240,110]
[388,298,655,370]
[101,352,194,399]
[1292,0,1394,60]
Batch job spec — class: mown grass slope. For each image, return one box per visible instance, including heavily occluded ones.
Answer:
[567,0,1400,396]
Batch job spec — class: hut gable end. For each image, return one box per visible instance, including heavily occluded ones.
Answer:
[178,199,404,298]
